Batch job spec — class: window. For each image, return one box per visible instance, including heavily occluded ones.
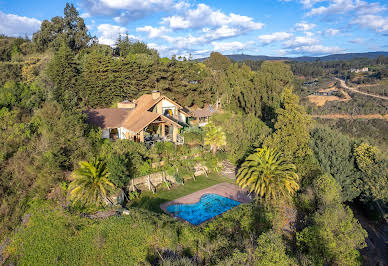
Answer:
[162,107,175,117]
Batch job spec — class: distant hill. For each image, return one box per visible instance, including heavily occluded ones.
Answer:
[197,51,388,62]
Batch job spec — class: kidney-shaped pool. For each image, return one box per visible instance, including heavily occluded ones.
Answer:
[166,193,241,225]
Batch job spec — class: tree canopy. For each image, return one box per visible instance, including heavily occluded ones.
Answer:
[32,3,92,52]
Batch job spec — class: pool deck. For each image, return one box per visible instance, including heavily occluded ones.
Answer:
[160,182,252,218]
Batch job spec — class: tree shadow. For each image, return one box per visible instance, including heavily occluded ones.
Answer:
[128,195,168,214]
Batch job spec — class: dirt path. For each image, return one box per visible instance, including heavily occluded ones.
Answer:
[311,114,388,120]
[335,78,388,100]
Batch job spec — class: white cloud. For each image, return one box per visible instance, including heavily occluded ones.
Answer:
[161,3,263,31]
[300,0,324,8]
[136,26,171,38]
[292,44,344,54]
[157,24,254,50]
[192,49,210,55]
[279,0,324,8]
[277,49,288,56]
[206,25,241,39]
[80,12,91,19]
[0,11,41,37]
[82,0,175,23]
[284,36,319,47]
[349,38,364,44]
[97,24,138,46]
[352,14,388,32]
[161,16,191,29]
[306,0,386,16]
[147,43,175,55]
[161,35,206,49]
[258,32,293,44]
[295,22,316,31]
[325,28,340,36]
[139,3,264,53]
[305,31,315,37]
[211,41,254,53]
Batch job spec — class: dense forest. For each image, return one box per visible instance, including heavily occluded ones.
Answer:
[0,3,387,265]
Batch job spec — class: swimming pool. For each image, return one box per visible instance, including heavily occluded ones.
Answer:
[166,193,241,225]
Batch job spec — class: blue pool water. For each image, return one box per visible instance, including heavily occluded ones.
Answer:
[166,193,241,225]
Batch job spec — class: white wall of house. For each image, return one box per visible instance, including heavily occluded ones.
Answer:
[161,99,176,117]
[119,127,132,139]
[161,99,175,108]
[102,129,110,139]
[178,112,186,123]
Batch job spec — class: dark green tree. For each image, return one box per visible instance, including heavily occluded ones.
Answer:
[63,3,91,51]
[46,43,79,106]
[254,230,294,265]
[310,126,361,202]
[205,52,231,71]
[32,3,91,52]
[264,88,312,162]
[114,33,132,57]
[354,143,388,203]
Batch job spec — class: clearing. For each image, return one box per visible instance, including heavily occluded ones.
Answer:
[307,86,351,106]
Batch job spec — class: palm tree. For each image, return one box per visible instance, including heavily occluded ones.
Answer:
[68,158,115,206]
[204,122,226,154]
[236,147,299,200]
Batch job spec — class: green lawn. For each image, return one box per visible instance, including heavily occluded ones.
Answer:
[128,173,235,213]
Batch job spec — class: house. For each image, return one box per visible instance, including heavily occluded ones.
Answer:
[350,67,369,73]
[86,91,190,145]
[189,105,217,127]
[312,91,334,96]
[303,80,318,86]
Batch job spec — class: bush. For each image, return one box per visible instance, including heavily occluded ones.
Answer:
[100,140,151,183]
[297,205,367,265]
[0,62,22,85]
[181,126,203,146]
[254,230,294,265]
[173,173,184,185]
[5,202,200,265]
[128,191,140,201]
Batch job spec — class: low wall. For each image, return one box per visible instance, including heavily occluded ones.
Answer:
[132,171,175,190]
[129,164,208,191]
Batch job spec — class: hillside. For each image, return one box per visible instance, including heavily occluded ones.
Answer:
[197,51,388,62]
[1,4,388,265]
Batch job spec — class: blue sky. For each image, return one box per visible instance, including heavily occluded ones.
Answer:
[1,0,387,58]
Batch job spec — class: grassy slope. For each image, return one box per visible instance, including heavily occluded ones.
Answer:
[129,174,235,213]
[4,175,254,265]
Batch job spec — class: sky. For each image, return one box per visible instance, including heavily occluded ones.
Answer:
[1,0,387,58]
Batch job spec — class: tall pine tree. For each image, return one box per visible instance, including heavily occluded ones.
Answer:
[46,42,79,107]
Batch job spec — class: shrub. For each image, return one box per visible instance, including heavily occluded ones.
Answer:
[254,230,294,265]
[296,205,367,265]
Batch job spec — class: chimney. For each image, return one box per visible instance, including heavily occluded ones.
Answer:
[152,90,160,100]
[117,100,136,109]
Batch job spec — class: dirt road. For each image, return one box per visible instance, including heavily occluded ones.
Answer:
[335,78,388,100]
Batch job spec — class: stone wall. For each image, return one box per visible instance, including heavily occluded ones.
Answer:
[129,163,209,192]
[131,171,175,191]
